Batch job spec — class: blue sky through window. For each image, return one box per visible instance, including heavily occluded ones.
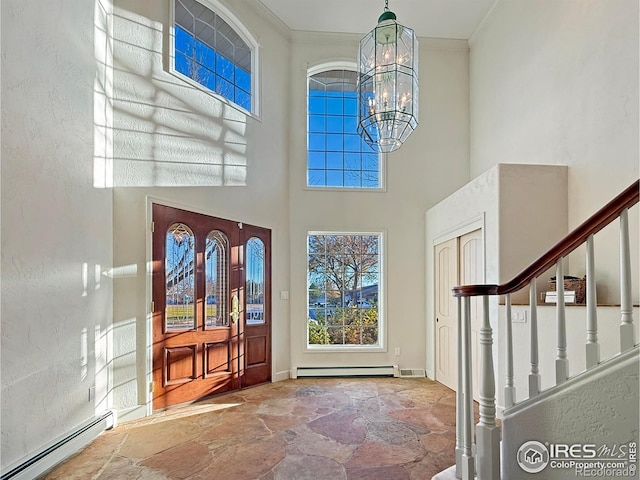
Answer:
[308,71,380,189]
[174,24,251,112]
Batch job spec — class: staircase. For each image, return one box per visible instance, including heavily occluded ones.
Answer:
[434,180,639,479]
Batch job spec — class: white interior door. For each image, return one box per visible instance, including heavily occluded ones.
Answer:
[434,237,458,391]
[434,229,483,399]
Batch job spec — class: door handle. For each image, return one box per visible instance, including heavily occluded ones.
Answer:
[230,295,239,324]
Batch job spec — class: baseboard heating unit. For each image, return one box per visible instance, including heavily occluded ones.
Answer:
[293,365,397,378]
[1,410,117,480]
[397,368,426,378]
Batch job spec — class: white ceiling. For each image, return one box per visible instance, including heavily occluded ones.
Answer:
[256,0,498,39]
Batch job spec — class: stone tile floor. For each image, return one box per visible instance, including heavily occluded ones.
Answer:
[41,377,472,480]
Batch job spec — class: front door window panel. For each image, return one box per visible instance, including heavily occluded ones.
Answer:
[205,230,229,328]
[165,223,196,331]
[246,237,265,324]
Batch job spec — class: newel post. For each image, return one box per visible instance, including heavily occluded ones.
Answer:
[455,297,464,478]
[476,295,500,480]
[461,297,475,480]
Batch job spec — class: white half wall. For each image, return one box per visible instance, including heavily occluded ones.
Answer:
[501,345,639,479]
[425,164,568,380]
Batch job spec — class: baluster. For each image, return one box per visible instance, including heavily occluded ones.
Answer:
[461,297,475,480]
[504,294,515,408]
[556,259,569,384]
[456,297,463,478]
[585,235,600,368]
[529,279,541,397]
[476,295,500,480]
[619,209,635,352]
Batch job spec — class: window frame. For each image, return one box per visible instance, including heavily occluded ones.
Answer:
[306,62,386,192]
[305,230,386,353]
[169,0,261,118]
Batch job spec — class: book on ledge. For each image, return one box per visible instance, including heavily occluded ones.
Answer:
[545,290,576,304]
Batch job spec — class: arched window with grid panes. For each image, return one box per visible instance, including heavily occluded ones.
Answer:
[307,64,385,189]
[172,0,259,115]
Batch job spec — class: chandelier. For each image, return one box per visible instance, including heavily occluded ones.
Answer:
[357,0,419,153]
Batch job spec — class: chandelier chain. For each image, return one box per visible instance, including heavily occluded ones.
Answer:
[384,0,389,12]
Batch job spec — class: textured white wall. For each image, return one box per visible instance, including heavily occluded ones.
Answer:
[501,346,639,479]
[469,0,639,304]
[110,0,291,417]
[289,34,470,372]
[1,0,114,470]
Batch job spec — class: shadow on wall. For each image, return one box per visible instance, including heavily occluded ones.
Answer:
[93,2,249,189]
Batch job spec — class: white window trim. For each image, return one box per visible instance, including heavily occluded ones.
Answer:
[305,230,386,353]
[169,0,261,119]
[306,61,386,192]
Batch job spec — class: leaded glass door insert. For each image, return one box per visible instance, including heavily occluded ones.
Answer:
[205,230,229,328]
[246,237,265,325]
[165,223,196,331]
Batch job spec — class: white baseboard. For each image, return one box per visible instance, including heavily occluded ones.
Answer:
[273,370,291,382]
[1,411,116,480]
[115,404,148,424]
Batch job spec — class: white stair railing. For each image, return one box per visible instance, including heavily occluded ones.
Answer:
[528,279,541,397]
[620,208,634,352]
[448,180,638,480]
[585,234,600,368]
[503,294,515,409]
[555,259,569,385]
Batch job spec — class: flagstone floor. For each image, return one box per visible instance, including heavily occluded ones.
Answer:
[40,377,472,480]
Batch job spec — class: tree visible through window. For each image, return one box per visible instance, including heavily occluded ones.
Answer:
[174,0,252,112]
[307,233,382,347]
[308,69,382,188]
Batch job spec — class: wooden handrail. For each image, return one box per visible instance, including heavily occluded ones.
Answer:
[453,179,639,298]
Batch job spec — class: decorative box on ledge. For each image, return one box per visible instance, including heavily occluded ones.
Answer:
[546,275,586,304]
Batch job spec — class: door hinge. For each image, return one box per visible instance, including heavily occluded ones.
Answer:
[151,301,155,312]
[151,221,155,232]
[149,381,154,393]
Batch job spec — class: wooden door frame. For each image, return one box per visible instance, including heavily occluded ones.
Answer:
[143,196,273,415]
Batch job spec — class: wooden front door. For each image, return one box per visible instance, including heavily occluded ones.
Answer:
[152,204,271,409]
[240,223,272,389]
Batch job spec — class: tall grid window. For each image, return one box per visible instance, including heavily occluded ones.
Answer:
[174,0,252,112]
[307,69,382,189]
[307,232,383,348]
